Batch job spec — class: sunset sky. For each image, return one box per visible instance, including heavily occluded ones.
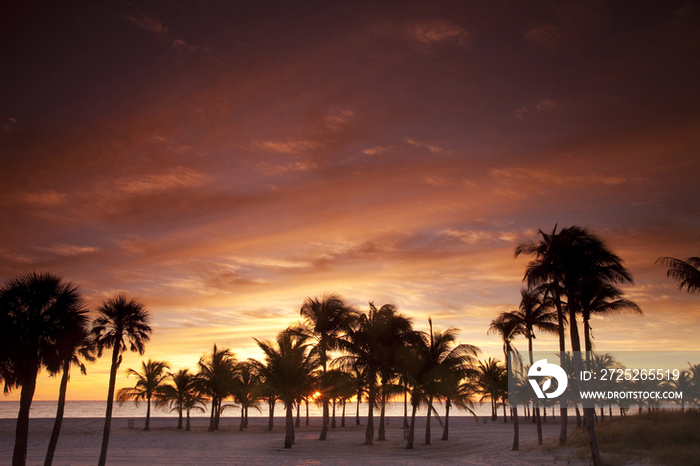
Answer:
[1,1,699,401]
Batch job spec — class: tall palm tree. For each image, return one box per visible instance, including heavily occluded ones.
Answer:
[488,312,524,450]
[197,344,237,432]
[657,254,700,293]
[158,369,201,430]
[510,287,558,445]
[252,329,318,449]
[297,293,353,440]
[116,359,170,430]
[517,225,632,466]
[92,294,152,466]
[0,272,85,466]
[45,326,96,466]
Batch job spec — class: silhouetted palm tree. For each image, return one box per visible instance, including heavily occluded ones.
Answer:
[158,369,201,429]
[232,361,262,430]
[252,329,318,448]
[0,272,86,466]
[475,358,506,421]
[116,359,170,430]
[510,287,558,445]
[657,254,700,294]
[92,294,151,466]
[488,312,524,450]
[197,344,237,431]
[45,326,95,466]
[336,302,413,445]
[297,293,353,440]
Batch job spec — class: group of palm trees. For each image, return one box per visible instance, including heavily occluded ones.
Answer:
[0,275,151,466]
[115,299,485,451]
[1,225,698,466]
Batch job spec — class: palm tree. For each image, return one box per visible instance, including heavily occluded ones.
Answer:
[92,294,152,466]
[517,225,632,466]
[116,359,170,430]
[657,254,700,293]
[510,287,558,445]
[348,364,367,426]
[197,344,237,432]
[232,361,262,430]
[488,312,524,450]
[45,326,96,466]
[158,369,201,429]
[0,272,86,466]
[297,293,353,440]
[475,358,506,421]
[252,329,318,448]
[336,302,413,445]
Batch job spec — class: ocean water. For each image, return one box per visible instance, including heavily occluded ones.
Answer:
[0,400,495,420]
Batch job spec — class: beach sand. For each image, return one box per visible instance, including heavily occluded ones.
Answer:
[0,415,647,466]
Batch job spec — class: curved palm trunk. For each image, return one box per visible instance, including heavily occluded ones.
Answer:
[405,400,418,449]
[378,388,387,441]
[284,403,294,449]
[13,365,38,466]
[45,360,70,466]
[98,342,121,466]
[441,399,450,441]
[425,394,433,444]
[364,382,375,445]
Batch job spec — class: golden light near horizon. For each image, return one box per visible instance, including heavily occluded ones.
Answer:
[1,1,700,405]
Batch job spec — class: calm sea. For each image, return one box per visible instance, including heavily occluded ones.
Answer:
[0,400,494,420]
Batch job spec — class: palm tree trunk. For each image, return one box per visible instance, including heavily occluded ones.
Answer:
[341,400,346,427]
[378,388,386,441]
[240,406,245,431]
[441,399,450,441]
[425,394,433,444]
[177,406,183,430]
[305,398,309,426]
[331,398,336,428]
[355,393,361,425]
[295,402,301,427]
[406,400,418,449]
[320,397,329,440]
[13,366,38,466]
[98,343,121,466]
[364,381,375,445]
[268,398,275,431]
[528,339,543,445]
[45,360,70,466]
[208,397,216,432]
[554,292,568,446]
[284,403,294,449]
[186,410,191,430]
[144,396,151,431]
[245,406,248,428]
[511,405,520,451]
[403,389,409,428]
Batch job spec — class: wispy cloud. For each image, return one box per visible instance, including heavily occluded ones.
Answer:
[514,99,557,121]
[405,137,444,153]
[409,20,468,46]
[117,167,210,195]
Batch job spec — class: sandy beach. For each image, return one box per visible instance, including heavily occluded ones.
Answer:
[0,415,645,466]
